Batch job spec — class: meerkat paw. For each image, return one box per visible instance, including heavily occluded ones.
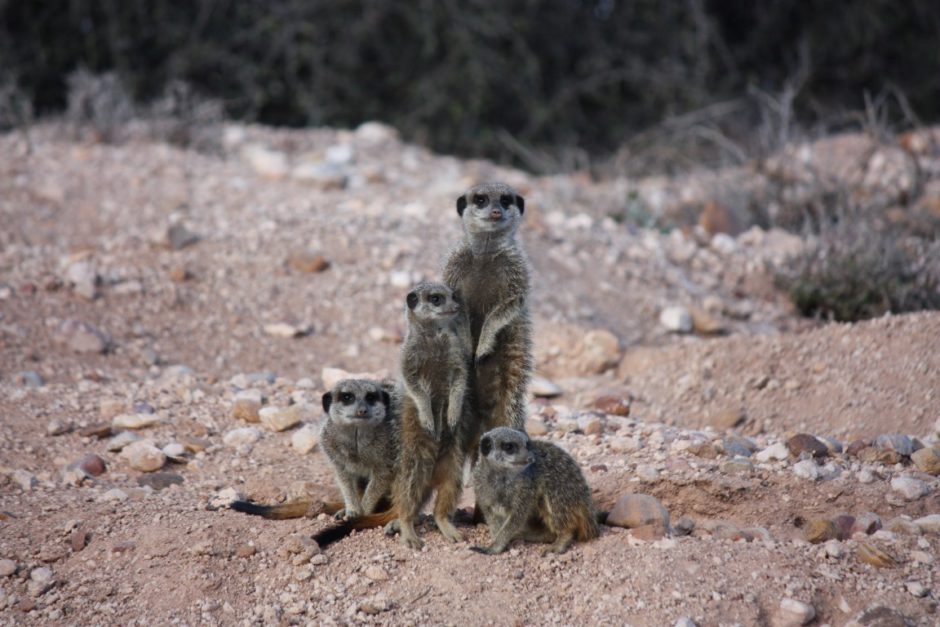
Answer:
[399,528,424,550]
[383,519,400,536]
[334,507,361,521]
[435,519,464,543]
[469,544,503,555]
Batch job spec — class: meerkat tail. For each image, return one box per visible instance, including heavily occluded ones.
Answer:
[229,499,341,520]
[311,509,398,548]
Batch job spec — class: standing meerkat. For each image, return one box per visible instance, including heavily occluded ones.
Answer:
[392,281,474,548]
[443,182,532,439]
[229,379,398,522]
[471,427,600,555]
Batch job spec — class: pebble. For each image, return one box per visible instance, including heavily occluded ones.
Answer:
[138,472,183,490]
[530,376,563,398]
[609,435,642,453]
[0,559,16,576]
[16,371,45,388]
[263,322,310,338]
[786,434,828,459]
[905,581,928,598]
[112,412,162,430]
[910,550,933,564]
[555,417,579,433]
[70,528,88,552]
[223,427,262,448]
[857,542,897,568]
[635,465,661,482]
[101,488,129,502]
[166,224,200,250]
[525,417,549,436]
[363,565,389,582]
[13,469,37,491]
[232,391,263,423]
[721,457,753,475]
[291,425,319,454]
[356,120,398,143]
[875,433,914,457]
[823,539,844,558]
[910,446,940,475]
[890,476,929,500]
[706,408,744,430]
[856,469,875,483]
[287,252,330,274]
[106,431,140,451]
[690,308,724,335]
[209,487,241,509]
[259,405,303,432]
[912,514,940,533]
[579,329,622,374]
[755,442,789,463]
[845,606,909,627]
[291,162,348,189]
[46,419,71,435]
[76,453,107,477]
[65,259,98,299]
[792,459,821,481]
[775,598,815,626]
[593,395,631,416]
[803,519,838,543]
[57,319,109,353]
[242,144,289,179]
[577,413,604,435]
[606,493,669,530]
[162,442,187,460]
[659,306,692,333]
[235,544,257,558]
[674,619,697,627]
[120,441,167,472]
[30,567,53,584]
[79,422,113,438]
[722,434,755,457]
[852,513,882,535]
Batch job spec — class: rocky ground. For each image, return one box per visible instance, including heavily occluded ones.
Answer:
[0,122,938,626]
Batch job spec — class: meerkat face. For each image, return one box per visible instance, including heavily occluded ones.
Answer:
[456,183,524,235]
[321,379,390,427]
[406,282,461,325]
[479,427,535,468]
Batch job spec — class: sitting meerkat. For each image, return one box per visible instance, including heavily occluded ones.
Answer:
[391,281,475,548]
[229,378,398,521]
[471,427,599,555]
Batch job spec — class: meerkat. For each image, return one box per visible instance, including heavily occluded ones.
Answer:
[470,427,599,555]
[391,281,474,548]
[229,378,398,522]
[443,182,532,441]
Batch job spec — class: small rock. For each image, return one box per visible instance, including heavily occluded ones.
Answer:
[787,434,829,459]
[635,465,661,482]
[138,472,183,490]
[291,425,319,454]
[721,457,754,475]
[106,431,140,452]
[243,144,289,179]
[577,413,604,435]
[70,528,88,552]
[832,514,856,540]
[263,322,310,338]
[359,596,391,615]
[363,565,389,582]
[659,306,692,333]
[755,442,790,463]
[792,459,821,481]
[852,513,883,535]
[525,417,549,436]
[79,422,113,439]
[356,121,398,143]
[367,326,402,343]
[259,405,303,432]
[673,517,695,536]
[235,545,256,558]
[910,550,933,564]
[0,559,16,577]
[101,488,128,502]
[606,493,669,530]
[180,436,210,453]
[690,308,724,335]
[912,514,940,534]
[775,598,815,627]
[57,319,109,353]
[120,441,166,472]
[628,524,666,541]
[857,542,898,568]
[845,606,909,627]
[16,371,45,388]
[46,419,70,436]
[580,329,622,374]
[846,439,871,457]
[555,417,579,433]
[291,162,347,189]
[890,476,929,501]
[166,224,200,250]
[76,453,107,477]
[223,427,262,448]
[65,259,98,299]
[707,408,744,431]
[287,252,330,274]
[675,618,697,627]
[609,435,643,453]
[823,539,844,558]
[857,447,902,464]
[530,376,563,398]
[803,518,838,544]
[910,446,940,475]
[593,395,631,416]
[30,566,53,584]
[232,391,262,423]
[168,266,191,282]
[209,487,241,509]
[905,581,928,598]
[875,433,914,457]
[686,441,720,459]
[721,434,755,457]
[13,469,37,491]
[162,442,186,461]
[112,412,161,430]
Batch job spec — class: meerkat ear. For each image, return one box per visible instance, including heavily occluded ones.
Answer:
[406,290,419,310]
[480,435,492,456]
[515,194,524,214]
[381,390,391,408]
[456,195,467,216]
[321,392,333,413]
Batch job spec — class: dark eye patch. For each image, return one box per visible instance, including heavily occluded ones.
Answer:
[499,194,513,208]
[473,193,488,207]
[501,442,517,454]
[340,392,355,404]
[364,392,378,404]
[429,294,443,305]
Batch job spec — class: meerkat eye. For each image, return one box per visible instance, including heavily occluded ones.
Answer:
[501,442,517,454]
[499,194,513,209]
[429,294,443,306]
[340,392,355,404]
[364,392,378,404]
[473,194,488,207]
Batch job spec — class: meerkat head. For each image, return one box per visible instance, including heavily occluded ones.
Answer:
[321,379,391,427]
[405,282,461,327]
[479,427,535,468]
[456,183,524,239]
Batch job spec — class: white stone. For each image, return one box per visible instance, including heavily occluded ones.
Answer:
[223,427,262,448]
[890,476,929,500]
[101,488,129,502]
[242,144,288,179]
[755,442,790,463]
[162,442,186,458]
[823,539,844,559]
[259,405,303,432]
[30,567,53,583]
[577,413,604,435]
[291,425,319,454]
[388,270,412,288]
[792,459,821,481]
[0,559,15,577]
[906,581,928,598]
[112,412,161,430]
[121,441,166,472]
[636,465,661,482]
[355,121,398,143]
[912,514,940,533]
[106,431,140,452]
[325,144,355,165]
[856,469,875,483]
[210,487,241,509]
[659,306,693,333]
[263,322,309,338]
[12,469,37,491]
[610,436,643,453]
[530,375,562,398]
[777,598,815,626]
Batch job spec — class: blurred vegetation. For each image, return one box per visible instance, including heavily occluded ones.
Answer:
[2,0,940,170]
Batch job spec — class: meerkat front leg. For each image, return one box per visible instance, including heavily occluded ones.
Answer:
[334,470,363,520]
[404,379,435,433]
[471,509,528,554]
[475,298,522,361]
[359,470,392,515]
[445,371,467,431]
